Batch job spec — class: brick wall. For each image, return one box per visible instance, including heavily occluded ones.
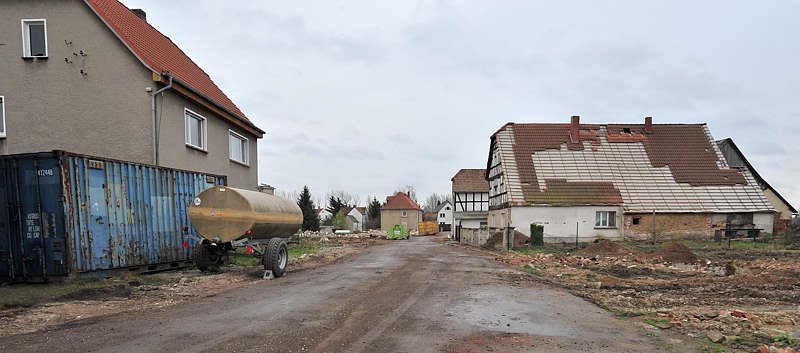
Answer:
[624,213,712,238]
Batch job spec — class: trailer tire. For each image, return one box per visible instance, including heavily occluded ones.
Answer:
[263,238,288,277]
[195,242,222,272]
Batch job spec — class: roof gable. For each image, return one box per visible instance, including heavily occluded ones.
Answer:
[85,0,263,136]
[382,192,422,211]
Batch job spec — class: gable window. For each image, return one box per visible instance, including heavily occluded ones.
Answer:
[401,210,408,218]
[21,19,48,58]
[445,206,450,210]
[595,211,616,228]
[439,213,445,218]
[0,96,5,138]
[229,130,249,165]
[184,109,206,150]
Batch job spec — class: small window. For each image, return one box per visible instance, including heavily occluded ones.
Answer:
[0,96,5,138]
[439,213,445,218]
[21,19,48,58]
[184,109,206,150]
[401,210,408,217]
[595,211,616,228]
[228,130,249,165]
[445,206,450,210]
[622,127,632,134]
[632,217,640,225]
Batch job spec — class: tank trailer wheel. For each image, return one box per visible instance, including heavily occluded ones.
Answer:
[195,241,223,272]
[263,238,288,277]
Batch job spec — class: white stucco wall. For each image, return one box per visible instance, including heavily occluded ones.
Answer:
[437,202,453,225]
[500,206,623,242]
[753,212,775,233]
[347,208,364,231]
[457,219,485,229]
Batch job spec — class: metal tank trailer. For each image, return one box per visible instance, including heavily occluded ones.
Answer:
[188,186,302,278]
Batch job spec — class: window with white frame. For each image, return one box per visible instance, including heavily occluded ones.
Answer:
[21,19,48,58]
[595,211,617,228]
[184,109,206,150]
[228,130,248,165]
[0,96,5,138]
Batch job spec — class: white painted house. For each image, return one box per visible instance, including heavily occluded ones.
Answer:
[451,169,489,229]
[344,207,366,232]
[435,200,453,231]
[316,208,332,224]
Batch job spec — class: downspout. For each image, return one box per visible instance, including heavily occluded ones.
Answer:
[150,74,173,165]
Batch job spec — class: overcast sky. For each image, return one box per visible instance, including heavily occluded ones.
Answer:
[122,0,799,210]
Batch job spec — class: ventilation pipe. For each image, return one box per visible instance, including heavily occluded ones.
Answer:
[570,115,580,143]
[151,73,173,165]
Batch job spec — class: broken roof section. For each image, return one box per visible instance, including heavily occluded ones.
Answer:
[85,0,264,137]
[452,169,489,192]
[382,192,422,211]
[489,117,774,213]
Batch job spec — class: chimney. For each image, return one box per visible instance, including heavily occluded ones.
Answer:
[644,116,653,134]
[570,115,580,143]
[131,9,147,22]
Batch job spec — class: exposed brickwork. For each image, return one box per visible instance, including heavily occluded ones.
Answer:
[624,213,713,238]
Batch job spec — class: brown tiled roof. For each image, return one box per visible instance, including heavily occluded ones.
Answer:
[491,120,773,212]
[524,179,622,205]
[451,169,489,192]
[85,0,264,136]
[382,192,422,210]
[607,124,744,186]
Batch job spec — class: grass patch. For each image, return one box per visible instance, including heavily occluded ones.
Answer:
[700,343,727,353]
[772,335,796,346]
[521,264,541,276]
[643,317,671,328]
[0,274,177,309]
[288,243,323,259]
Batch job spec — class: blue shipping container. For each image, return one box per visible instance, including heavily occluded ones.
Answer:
[0,151,226,282]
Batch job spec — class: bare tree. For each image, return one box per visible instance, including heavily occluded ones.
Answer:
[394,185,418,204]
[423,193,450,212]
[326,190,356,208]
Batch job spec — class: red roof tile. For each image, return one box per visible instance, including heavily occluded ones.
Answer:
[382,192,422,211]
[451,169,489,192]
[85,0,263,134]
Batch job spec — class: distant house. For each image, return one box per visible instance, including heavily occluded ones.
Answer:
[487,116,775,242]
[717,138,797,233]
[435,200,453,231]
[0,0,264,188]
[341,206,367,232]
[316,208,333,223]
[381,192,423,231]
[451,169,490,230]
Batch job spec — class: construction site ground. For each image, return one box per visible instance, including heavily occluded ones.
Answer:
[490,234,800,353]
[0,232,797,353]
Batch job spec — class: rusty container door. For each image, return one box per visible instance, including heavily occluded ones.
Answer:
[64,154,225,275]
[0,153,69,282]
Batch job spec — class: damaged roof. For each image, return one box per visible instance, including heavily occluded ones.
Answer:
[452,169,490,193]
[489,118,774,213]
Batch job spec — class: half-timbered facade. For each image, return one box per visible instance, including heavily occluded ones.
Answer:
[487,116,776,242]
[451,169,490,229]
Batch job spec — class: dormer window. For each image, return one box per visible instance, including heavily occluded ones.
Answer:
[22,19,48,58]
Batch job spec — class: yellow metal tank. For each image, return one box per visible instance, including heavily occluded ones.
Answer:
[188,186,302,243]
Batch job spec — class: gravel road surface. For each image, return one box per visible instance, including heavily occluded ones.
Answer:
[1,237,688,353]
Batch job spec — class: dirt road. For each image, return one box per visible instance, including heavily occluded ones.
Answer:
[1,237,690,353]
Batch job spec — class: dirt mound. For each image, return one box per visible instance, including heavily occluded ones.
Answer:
[513,231,530,247]
[481,232,504,250]
[649,242,698,263]
[575,239,640,257]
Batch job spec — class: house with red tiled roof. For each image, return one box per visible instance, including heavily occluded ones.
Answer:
[381,192,423,232]
[0,0,264,188]
[487,116,775,242]
[451,169,490,233]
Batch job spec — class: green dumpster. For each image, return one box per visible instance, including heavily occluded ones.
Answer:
[387,224,409,240]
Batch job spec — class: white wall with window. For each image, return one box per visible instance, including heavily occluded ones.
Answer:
[184,108,206,151]
[507,206,623,241]
[228,130,248,165]
[21,19,48,58]
[0,96,5,138]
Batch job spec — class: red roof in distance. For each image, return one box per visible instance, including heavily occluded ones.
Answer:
[382,192,422,211]
[85,0,262,134]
